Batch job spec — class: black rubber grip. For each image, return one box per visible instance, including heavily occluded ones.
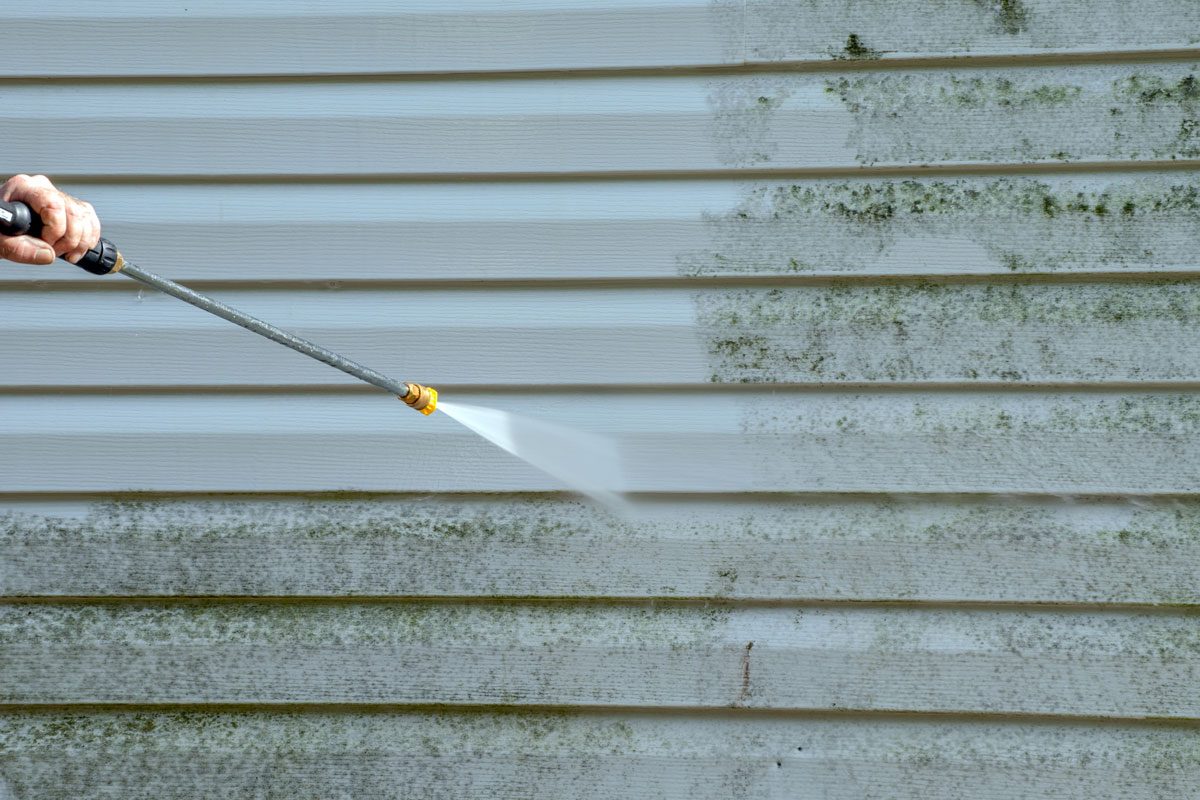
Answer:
[0,199,120,275]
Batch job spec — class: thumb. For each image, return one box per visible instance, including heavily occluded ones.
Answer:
[0,234,56,265]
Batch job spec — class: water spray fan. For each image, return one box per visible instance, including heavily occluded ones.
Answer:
[0,200,438,415]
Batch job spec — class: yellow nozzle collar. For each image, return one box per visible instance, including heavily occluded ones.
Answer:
[401,382,438,415]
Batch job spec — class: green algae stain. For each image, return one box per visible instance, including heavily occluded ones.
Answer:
[696,280,1200,383]
[822,66,1200,164]
[1117,73,1200,105]
[975,0,1030,35]
[678,177,1200,279]
[0,709,649,790]
[826,73,1083,118]
[1,601,730,652]
[0,496,655,598]
[1114,72,1200,158]
[2,497,600,545]
[833,33,881,61]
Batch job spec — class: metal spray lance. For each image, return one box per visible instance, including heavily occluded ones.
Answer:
[0,199,438,415]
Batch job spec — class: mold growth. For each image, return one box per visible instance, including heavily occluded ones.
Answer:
[696,280,1200,383]
[735,1,1160,63]
[678,177,1200,277]
[0,497,633,597]
[740,393,1200,437]
[975,0,1029,35]
[708,0,746,63]
[1113,72,1200,158]
[0,709,656,798]
[1116,73,1200,105]
[2,710,1198,798]
[0,601,731,652]
[832,33,882,61]
[707,78,794,166]
[730,393,1200,490]
[5,495,1199,604]
[822,66,1200,165]
[0,496,596,545]
[826,72,1084,113]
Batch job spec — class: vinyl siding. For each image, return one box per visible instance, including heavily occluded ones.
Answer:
[1,2,1198,798]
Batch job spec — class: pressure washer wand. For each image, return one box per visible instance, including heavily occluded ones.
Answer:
[0,200,438,415]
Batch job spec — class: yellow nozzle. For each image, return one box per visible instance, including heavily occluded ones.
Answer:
[401,382,438,415]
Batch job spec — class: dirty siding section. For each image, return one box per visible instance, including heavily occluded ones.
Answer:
[1,2,1199,797]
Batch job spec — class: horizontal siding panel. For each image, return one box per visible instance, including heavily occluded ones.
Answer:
[4,496,1197,604]
[7,281,1200,386]
[3,180,715,284]
[4,174,1200,285]
[0,2,728,77]
[9,63,1200,177]
[0,391,1198,493]
[2,712,1196,799]
[697,281,1200,384]
[740,0,1200,63]
[681,174,1200,278]
[3,603,1197,716]
[0,286,707,388]
[3,1,1199,77]
[3,2,1197,794]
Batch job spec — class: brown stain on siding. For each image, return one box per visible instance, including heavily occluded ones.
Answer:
[736,641,754,706]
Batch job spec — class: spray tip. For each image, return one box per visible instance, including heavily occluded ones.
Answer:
[401,382,438,415]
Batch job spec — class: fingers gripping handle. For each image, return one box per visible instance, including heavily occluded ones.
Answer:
[0,200,122,275]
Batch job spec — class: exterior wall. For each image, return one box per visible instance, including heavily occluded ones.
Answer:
[1,2,1198,796]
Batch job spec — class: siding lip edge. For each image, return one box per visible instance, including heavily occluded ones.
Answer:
[11,270,1200,292]
[1,489,1198,503]
[6,381,1200,397]
[48,160,1200,185]
[3,46,1200,83]
[0,701,1195,727]
[2,596,1196,614]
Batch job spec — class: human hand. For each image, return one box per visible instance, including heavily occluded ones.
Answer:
[0,174,101,265]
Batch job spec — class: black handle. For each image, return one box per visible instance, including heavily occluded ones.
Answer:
[0,199,121,275]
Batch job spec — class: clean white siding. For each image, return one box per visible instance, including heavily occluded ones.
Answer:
[1,2,1198,797]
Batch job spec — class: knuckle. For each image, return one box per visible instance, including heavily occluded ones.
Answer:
[0,176,24,199]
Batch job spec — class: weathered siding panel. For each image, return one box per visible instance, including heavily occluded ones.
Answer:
[0,1,730,77]
[11,64,1200,177]
[2,713,1197,800]
[2,1,1198,76]
[5,603,1198,716]
[5,497,1197,603]
[7,281,1200,386]
[1,391,1197,493]
[1,1,1198,798]
[7,174,1200,286]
